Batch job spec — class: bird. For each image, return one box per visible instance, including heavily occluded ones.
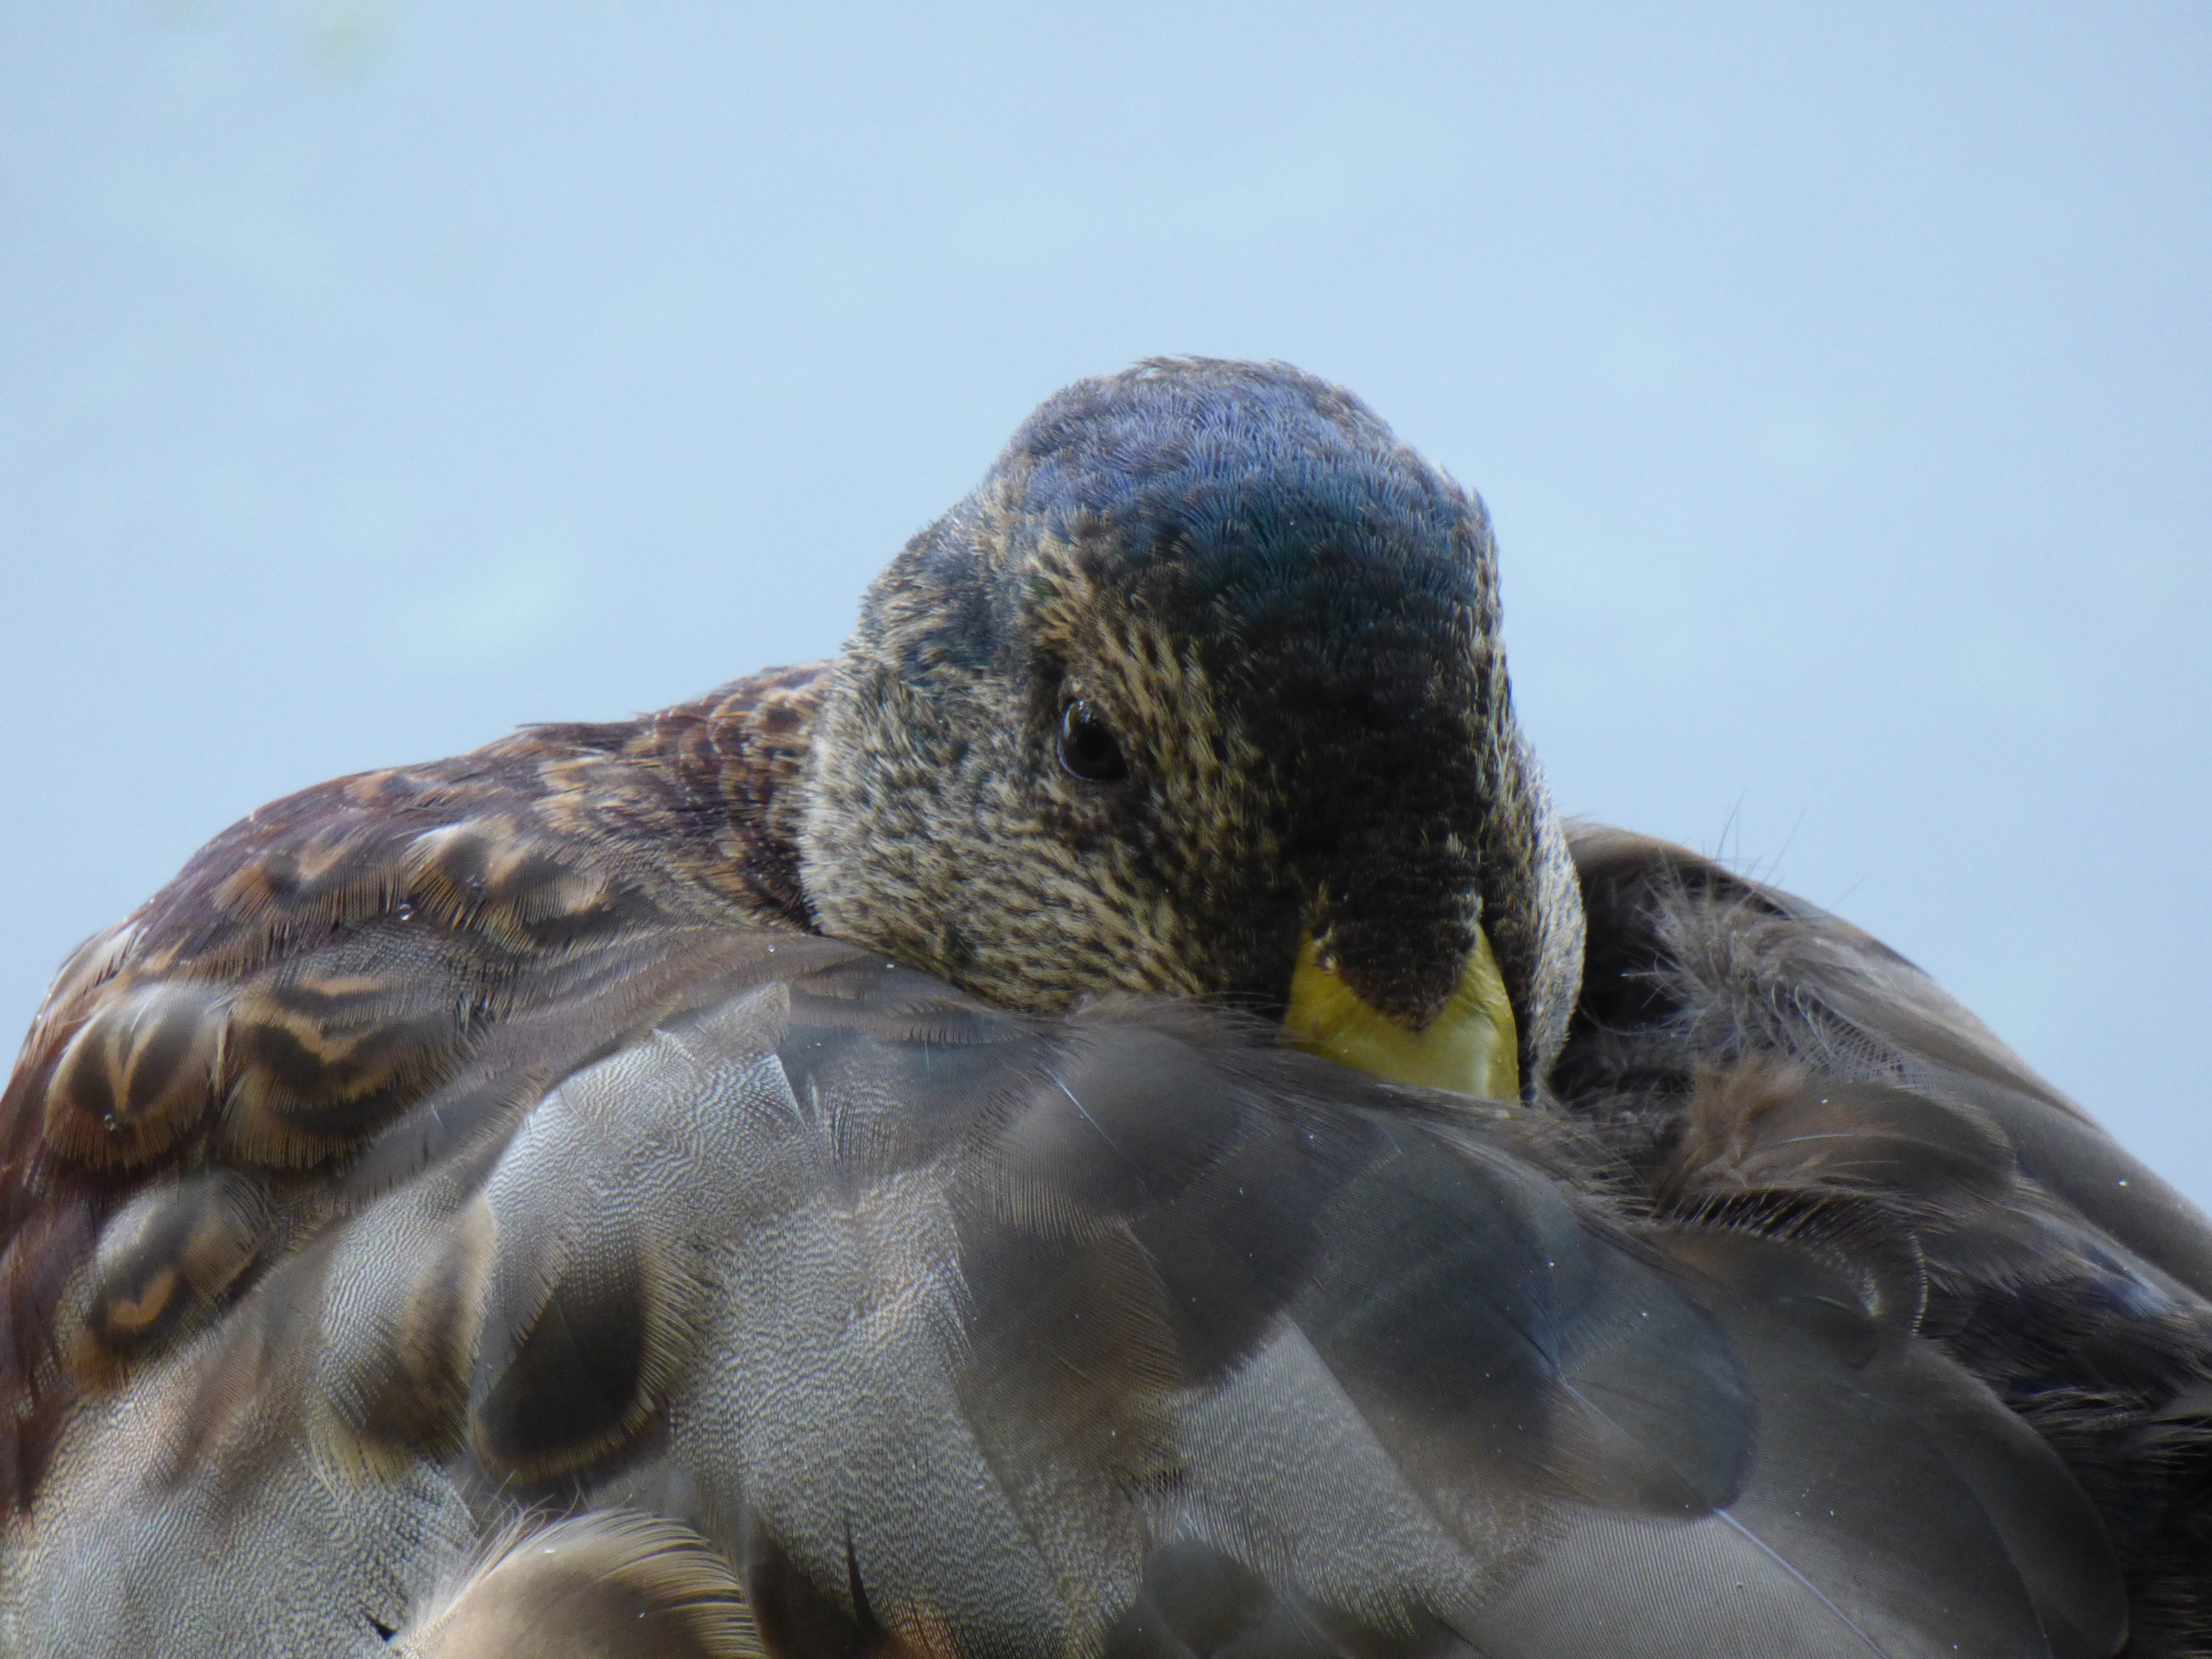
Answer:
[1,357,2207,1658]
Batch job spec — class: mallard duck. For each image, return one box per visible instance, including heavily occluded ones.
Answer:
[3,359,2206,1657]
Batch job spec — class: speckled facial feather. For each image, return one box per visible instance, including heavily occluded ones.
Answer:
[800,358,1584,1082]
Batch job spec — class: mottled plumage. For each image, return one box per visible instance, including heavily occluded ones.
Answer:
[0,662,829,1507]
[1,360,2207,1657]
[800,361,1580,1055]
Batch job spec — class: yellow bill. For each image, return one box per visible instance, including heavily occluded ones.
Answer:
[1281,927,1520,1102]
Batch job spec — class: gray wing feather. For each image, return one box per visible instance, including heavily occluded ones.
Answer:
[1563,823,2203,1655]
[4,938,2128,1658]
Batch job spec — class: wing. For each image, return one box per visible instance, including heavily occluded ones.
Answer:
[0,665,829,1516]
[4,950,2124,1659]
[1561,824,2212,1654]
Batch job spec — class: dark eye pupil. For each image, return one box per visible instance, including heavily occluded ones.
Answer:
[1057,700,1129,782]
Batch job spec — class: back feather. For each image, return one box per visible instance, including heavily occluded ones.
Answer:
[3,938,2137,1659]
[1560,825,2212,1656]
[396,1512,762,1659]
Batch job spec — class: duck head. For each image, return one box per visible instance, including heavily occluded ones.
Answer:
[798,358,1583,1103]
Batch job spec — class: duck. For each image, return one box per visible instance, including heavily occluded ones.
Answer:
[2,358,2206,1658]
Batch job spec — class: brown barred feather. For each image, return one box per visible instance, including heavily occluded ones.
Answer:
[0,663,829,1517]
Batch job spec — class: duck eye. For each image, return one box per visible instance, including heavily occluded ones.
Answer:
[1056,700,1130,783]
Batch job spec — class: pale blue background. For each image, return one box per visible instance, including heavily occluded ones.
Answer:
[4,5,2208,1197]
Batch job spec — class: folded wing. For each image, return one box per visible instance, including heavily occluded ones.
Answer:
[1563,825,2212,1654]
[6,942,2127,1659]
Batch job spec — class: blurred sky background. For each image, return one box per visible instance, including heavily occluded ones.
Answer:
[3,4,2208,1196]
